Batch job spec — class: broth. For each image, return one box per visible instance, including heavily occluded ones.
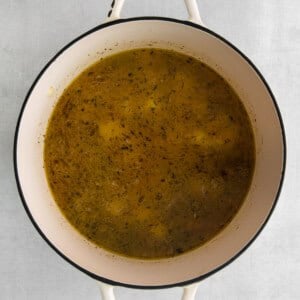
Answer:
[44,48,255,258]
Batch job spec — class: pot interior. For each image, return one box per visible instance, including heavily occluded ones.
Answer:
[16,19,285,287]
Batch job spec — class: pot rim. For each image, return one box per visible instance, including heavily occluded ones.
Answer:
[14,16,287,289]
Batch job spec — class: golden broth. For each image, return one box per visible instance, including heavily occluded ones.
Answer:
[44,48,255,258]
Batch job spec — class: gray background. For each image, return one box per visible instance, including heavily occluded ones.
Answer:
[0,0,299,299]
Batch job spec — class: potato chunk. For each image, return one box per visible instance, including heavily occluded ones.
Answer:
[190,114,239,147]
[98,120,123,140]
[150,223,167,239]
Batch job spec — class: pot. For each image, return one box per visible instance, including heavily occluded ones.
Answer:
[14,0,286,299]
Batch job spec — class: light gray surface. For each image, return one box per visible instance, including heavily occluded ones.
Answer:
[0,0,299,299]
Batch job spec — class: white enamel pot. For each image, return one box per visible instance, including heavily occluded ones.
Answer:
[14,1,286,299]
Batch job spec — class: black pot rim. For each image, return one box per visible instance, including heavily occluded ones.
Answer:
[14,16,286,289]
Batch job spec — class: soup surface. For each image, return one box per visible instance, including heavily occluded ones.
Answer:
[44,48,255,259]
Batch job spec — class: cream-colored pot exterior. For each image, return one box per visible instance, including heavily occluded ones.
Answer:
[15,16,285,290]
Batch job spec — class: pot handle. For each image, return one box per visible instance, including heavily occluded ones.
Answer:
[107,0,204,25]
[98,281,199,300]
[98,282,115,300]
